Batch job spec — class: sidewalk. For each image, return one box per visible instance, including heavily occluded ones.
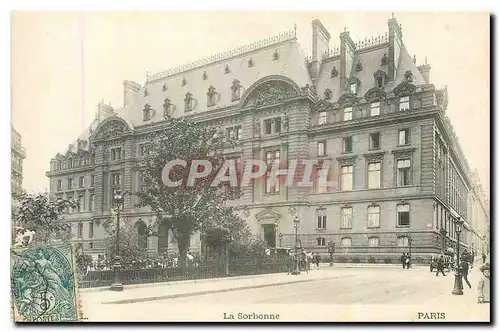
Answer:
[81,262,426,294]
[81,268,355,306]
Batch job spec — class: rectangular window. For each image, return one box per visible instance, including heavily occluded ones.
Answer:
[77,223,83,238]
[226,126,243,141]
[316,168,327,194]
[370,102,380,116]
[317,141,326,156]
[79,176,85,188]
[399,96,410,111]
[397,236,409,246]
[376,77,384,88]
[78,195,85,212]
[90,175,95,187]
[368,162,381,189]
[340,207,352,228]
[112,173,121,186]
[89,221,94,238]
[317,238,326,246]
[341,165,353,191]
[89,194,95,212]
[369,133,380,150]
[57,180,62,191]
[264,119,272,134]
[318,111,327,125]
[343,107,353,121]
[341,237,352,247]
[367,205,380,228]
[67,178,73,189]
[349,83,357,94]
[265,150,280,194]
[263,117,282,135]
[397,204,410,227]
[342,137,353,153]
[89,242,93,249]
[317,209,326,229]
[397,159,412,186]
[111,148,122,161]
[398,129,410,145]
[368,237,379,247]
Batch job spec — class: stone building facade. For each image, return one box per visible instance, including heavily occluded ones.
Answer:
[12,124,26,195]
[46,16,489,260]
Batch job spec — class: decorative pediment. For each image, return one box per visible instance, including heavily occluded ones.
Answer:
[363,151,386,162]
[393,82,416,97]
[391,147,416,158]
[337,93,358,108]
[313,99,335,113]
[95,120,127,140]
[255,208,281,222]
[364,87,387,102]
[336,155,358,165]
[242,80,298,108]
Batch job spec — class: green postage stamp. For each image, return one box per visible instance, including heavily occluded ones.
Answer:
[10,243,81,322]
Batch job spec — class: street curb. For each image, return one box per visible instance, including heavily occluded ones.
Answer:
[101,274,353,305]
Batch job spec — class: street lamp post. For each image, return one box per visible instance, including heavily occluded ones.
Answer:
[279,233,283,247]
[408,236,413,268]
[110,189,124,291]
[291,215,301,275]
[452,217,464,296]
[440,228,448,254]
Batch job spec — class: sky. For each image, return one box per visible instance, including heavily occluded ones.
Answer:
[10,12,490,195]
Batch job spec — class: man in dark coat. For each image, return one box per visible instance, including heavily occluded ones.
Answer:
[460,259,472,288]
[400,253,407,269]
[314,253,321,270]
[435,255,446,276]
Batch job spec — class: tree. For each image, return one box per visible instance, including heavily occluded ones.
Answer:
[103,212,148,267]
[11,192,77,245]
[135,114,244,268]
[75,252,93,274]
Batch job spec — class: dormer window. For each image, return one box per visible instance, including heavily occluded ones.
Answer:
[376,76,384,88]
[248,58,254,67]
[162,83,167,92]
[399,96,410,112]
[343,107,353,121]
[381,53,388,66]
[143,103,152,121]
[144,88,148,97]
[203,71,208,80]
[349,83,357,95]
[324,88,332,100]
[224,65,231,74]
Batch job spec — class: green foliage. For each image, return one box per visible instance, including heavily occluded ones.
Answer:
[103,215,148,265]
[75,253,93,273]
[134,114,245,261]
[11,192,77,245]
[205,226,232,249]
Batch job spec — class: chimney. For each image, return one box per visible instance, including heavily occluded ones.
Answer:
[310,19,331,80]
[339,28,356,92]
[96,101,114,122]
[123,80,141,107]
[418,57,431,84]
[388,14,403,81]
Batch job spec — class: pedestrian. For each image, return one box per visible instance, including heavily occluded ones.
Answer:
[482,252,486,264]
[406,253,411,269]
[477,263,490,304]
[400,253,407,269]
[460,259,471,289]
[436,255,446,276]
[314,253,321,270]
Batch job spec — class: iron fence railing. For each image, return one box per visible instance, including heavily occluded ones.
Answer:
[78,258,291,289]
